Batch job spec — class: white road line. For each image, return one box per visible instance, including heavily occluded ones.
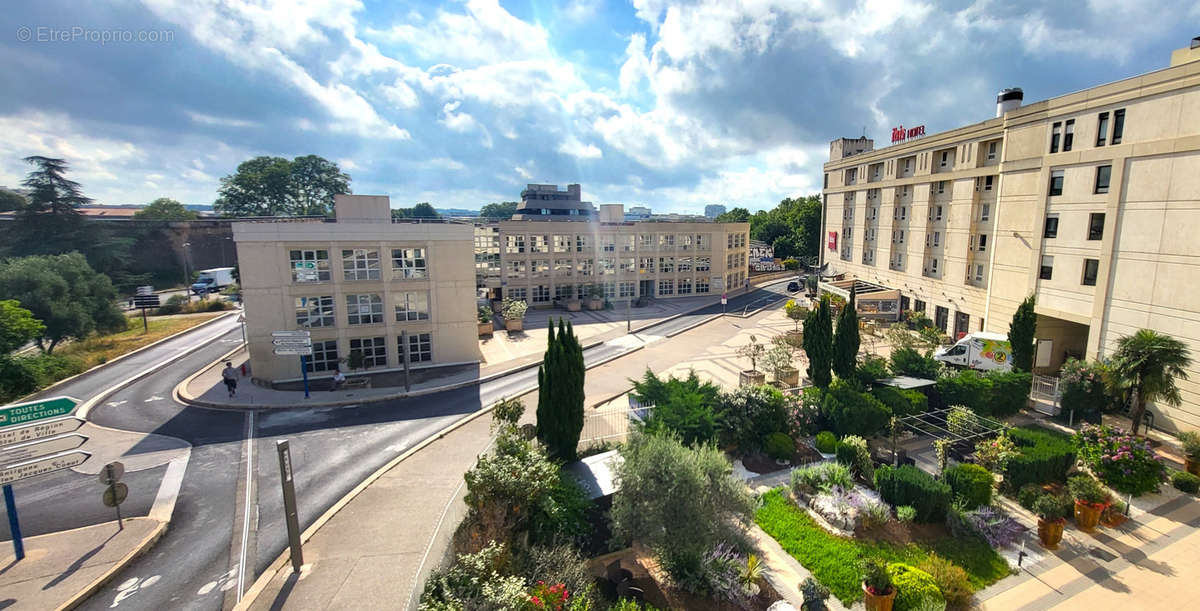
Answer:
[236,410,255,602]
[149,453,190,522]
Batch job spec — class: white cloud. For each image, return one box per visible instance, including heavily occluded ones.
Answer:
[558,136,603,159]
[561,0,602,23]
[186,112,259,129]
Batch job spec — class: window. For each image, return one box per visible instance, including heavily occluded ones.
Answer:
[506,260,526,278]
[600,258,616,276]
[638,234,654,250]
[1044,216,1059,238]
[1094,165,1111,194]
[348,336,386,369]
[696,256,711,272]
[695,234,710,250]
[621,235,636,252]
[307,340,339,373]
[696,278,710,293]
[935,205,943,221]
[1082,258,1099,286]
[678,278,693,295]
[619,282,635,298]
[980,203,991,221]
[394,292,429,321]
[533,285,551,303]
[289,249,331,283]
[1088,213,1106,240]
[933,231,940,247]
[1050,121,1062,153]
[678,257,692,272]
[658,279,674,296]
[1112,109,1125,144]
[935,306,949,333]
[678,234,693,251]
[987,141,998,160]
[898,230,905,244]
[553,235,571,253]
[659,234,675,251]
[401,333,432,363]
[1096,112,1109,146]
[658,257,674,273]
[639,257,654,273]
[931,258,938,273]
[391,248,427,279]
[574,235,589,253]
[900,206,907,220]
[555,284,574,300]
[1063,119,1074,152]
[529,235,549,253]
[978,234,988,252]
[341,249,380,281]
[295,295,334,328]
[528,259,548,278]
[984,175,994,191]
[620,257,636,273]
[975,264,985,282]
[913,299,926,313]
[937,180,946,194]
[346,294,383,325]
[505,234,525,254]
[1048,170,1064,196]
[576,258,594,276]
[1040,255,1054,280]
[601,283,616,299]
[601,235,615,253]
[554,259,573,276]
[507,287,527,301]
[939,151,949,167]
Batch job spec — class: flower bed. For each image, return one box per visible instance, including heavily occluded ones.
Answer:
[1074,423,1167,496]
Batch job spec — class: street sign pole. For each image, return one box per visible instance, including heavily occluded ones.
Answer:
[141,306,149,333]
[276,440,304,573]
[3,484,23,560]
[401,330,411,392]
[301,355,310,399]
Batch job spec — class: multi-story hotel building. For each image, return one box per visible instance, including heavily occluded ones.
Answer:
[475,184,750,304]
[821,39,1200,432]
[235,195,479,384]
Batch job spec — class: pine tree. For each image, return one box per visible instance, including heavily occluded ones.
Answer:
[1008,295,1037,372]
[803,295,834,388]
[833,290,859,380]
[535,318,585,459]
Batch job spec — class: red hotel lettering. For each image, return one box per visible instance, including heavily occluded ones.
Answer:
[891,124,926,143]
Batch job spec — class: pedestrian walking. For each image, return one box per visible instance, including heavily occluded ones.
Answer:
[221,361,239,397]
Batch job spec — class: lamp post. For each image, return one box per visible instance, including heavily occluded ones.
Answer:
[181,242,192,302]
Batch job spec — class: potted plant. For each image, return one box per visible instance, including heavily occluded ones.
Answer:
[586,285,604,310]
[785,299,807,345]
[764,336,799,387]
[566,296,582,312]
[1068,474,1108,532]
[501,297,527,332]
[1034,494,1068,549]
[860,558,896,611]
[1180,431,1200,476]
[800,576,831,611]
[736,334,767,386]
[477,305,494,337]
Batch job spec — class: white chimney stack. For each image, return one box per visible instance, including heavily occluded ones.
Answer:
[996,88,1023,118]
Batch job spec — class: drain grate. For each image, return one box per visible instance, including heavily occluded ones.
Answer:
[1089,546,1117,562]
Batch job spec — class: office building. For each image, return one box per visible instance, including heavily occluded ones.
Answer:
[821,38,1200,432]
[235,195,479,384]
[705,204,727,218]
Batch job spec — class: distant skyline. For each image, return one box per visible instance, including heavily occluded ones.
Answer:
[2,1,1197,213]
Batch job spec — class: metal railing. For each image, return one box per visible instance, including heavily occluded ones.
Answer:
[578,400,652,448]
[1030,374,1062,415]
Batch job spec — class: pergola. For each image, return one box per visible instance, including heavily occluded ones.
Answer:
[889,407,1008,466]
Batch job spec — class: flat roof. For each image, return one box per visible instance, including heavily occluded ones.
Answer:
[880,376,937,390]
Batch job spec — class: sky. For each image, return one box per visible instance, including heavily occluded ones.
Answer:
[1,1,1197,213]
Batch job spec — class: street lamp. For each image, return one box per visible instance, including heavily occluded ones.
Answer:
[182,242,192,301]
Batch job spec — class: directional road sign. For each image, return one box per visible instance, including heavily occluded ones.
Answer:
[274,346,314,356]
[133,295,161,308]
[0,450,90,486]
[272,339,312,347]
[0,434,87,464]
[272,330,311,338]
[0,397,78,428]
[0,416,84,447]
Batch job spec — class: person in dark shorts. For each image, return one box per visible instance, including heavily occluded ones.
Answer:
[221,361,239,397]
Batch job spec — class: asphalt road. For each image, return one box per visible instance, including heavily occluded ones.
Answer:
[5,279,795,611]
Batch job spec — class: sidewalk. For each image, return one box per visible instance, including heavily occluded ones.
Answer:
[0,518,163,610]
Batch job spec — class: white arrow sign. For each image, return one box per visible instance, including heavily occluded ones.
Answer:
[0,450,90,486]
[0,416,85,448]
[0,433,88,464]
[274,347,314,356]
[272,338,312,346]
[272,330,311,338]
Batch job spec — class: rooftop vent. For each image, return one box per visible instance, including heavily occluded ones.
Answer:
[996,88,1023,118]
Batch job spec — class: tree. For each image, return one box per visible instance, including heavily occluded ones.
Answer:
[832,290,859,380]
[631,369,721,445]
[10,156,91,256]
[480,201,519,220]
[214,155,351,217]
[290,154,351,216]
[0,300,45,354]
[1008,295,1037,372]
[793,195,822,257]
[392,202,441,219]
[803,295,834,388]
[715,207,750,223]
[0,253,126,353]
[134,197,198,220]
[1110,329,1192,435]
[536,319,585,460]
[0,188,26,212]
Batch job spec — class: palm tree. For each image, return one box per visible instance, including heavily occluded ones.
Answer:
[1110,329,1192,435]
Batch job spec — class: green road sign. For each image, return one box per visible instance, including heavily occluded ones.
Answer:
[0,397,78,428]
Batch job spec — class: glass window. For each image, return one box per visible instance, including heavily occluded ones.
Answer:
[621,235,636,252]
[574,235,589,253]
[576,258,594,276]
[1088,213,1106,241]
[659,257,674,273]
[696,256,711,272]
[619,281,635,297]
[975,264,985,282]
[601,235,616,252]
[394,292,429,321]
[602,283,616,299]
[341,249,381,281]
[678,257,692,272]
[346,294,383,325]
[391,248,427,279]
[1049,121,1061,153]
[987,141,998,160]
[532,285,551,303]
[400,333,432,363]
[506,260,526,278]
[1082,258,1099,286]
[978,234,988,252]
[504,234,525,254]
[678,278,693,294]
[507,287,527,301]
[600,258,616,275]
[1048,170,1064,196]
[295,295,334,328]
[306,340,339,373]
[1044,216,1059,238]
[348,336,387,369]
[530,234,549,253]
[553,235,571,253]
[1112,109,1125,144]
[1063,119,1074,152]
[658,279,674,296]
[1094,165,1111,194]
[1040,256,1054,280]
[638,234,654,250]
[696,278,710,294]
[981,203,990,221]
[639,257,654,273]
[1096,112,1109,146]
[678,234,693,251]
[937,180,946,194]
[620,257,636,273]
[289,249,331,283]
[532,259,551,278]
[658,234,675,251]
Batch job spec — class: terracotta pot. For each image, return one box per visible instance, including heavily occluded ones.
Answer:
[1186,458,1200,477]
[1074,500,1103,532]
[739,370,766,387]
[862,583,896,611]
[478,321,493,337]
[1100,509,1128,528]
[1037,518,1065,549]
[504,318,523,332]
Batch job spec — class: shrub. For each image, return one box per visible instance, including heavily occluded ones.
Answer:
[890,346,941,379]
[1067,474,1108,505]
[839,435,875,481]
[1016,483,1043,511]
[462,432,560,551]
[836,441,857,466]
[896,505,917,523]
[800,576,832,608]
[821,379,891,438]
[785,388,823,438]
[856,355,891,387]
[791,461,854,495]
[1059,358,1112,424]
[961,506,1025,548]
[887,563,945,611]
[477,305,493,324]
[937,371,989,415]
[1003,427,1077,491]
[513,544,597,610]
[501,297,528,320]
[875,465,952,523]
[916,555,972,610]
[531,473,593,547]
[815,430,838,454]
[421,542,527,610]
[944,464,993,510]
[765,432,795,461]
[860,558,893,595]
[632,370,721,446]
[154,294,187,315]
[1180,431,1200,462]
[974,434,1019,473]
[1033,494,1068,521]
[1074,423,1167,496]
[717,384,790,453]
[873,385,928,417]
[985,370,1031,417]
[945,406,982,438]
[1171,471,1200,494]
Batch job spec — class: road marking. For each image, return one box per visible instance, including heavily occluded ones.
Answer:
[106,400,127,408]
[149,453,190,522]
[143,396,163,402]
[198,566,239,595]
[385,442,409,454]
[236,410,255,602]
[111,574,160,607]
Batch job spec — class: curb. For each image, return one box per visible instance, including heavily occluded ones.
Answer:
[55,519,167,611]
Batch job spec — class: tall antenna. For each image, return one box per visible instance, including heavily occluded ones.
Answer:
[862,125,867,138]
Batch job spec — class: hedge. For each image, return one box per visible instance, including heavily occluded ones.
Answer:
[822,380,891,437]
[944,463,993,509]
[935,370,1031,417]
[875,465,951,523]
[1003,427,1076,491]
[887,563,945,611]
[871,385,928,417]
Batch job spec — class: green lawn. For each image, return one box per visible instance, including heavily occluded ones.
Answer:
[756,488,1010,605]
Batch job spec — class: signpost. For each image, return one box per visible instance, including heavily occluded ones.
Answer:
[99,461,126,530]
[132,286,161,333]
[721,292,727,315]
[1,396,87,560]
[276,440,304,572]
[273,331,312,397]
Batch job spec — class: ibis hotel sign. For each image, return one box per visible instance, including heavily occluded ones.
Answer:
[891,124,926,144]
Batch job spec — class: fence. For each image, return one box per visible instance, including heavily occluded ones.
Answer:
[578,397,651,449]
[1030,374,1062,415]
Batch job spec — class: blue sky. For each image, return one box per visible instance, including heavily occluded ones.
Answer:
[1,0,1196,213]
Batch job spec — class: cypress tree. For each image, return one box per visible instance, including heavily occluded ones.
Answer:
[832,290,859,380]
[1008,295,1037,372]
[536,322,558,450]
[804,295,834,388]
[535,318,585,460]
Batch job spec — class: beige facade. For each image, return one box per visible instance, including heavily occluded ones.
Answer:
[234,195,479,383]
[822,43,1200,432]
[476,203,750,304]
